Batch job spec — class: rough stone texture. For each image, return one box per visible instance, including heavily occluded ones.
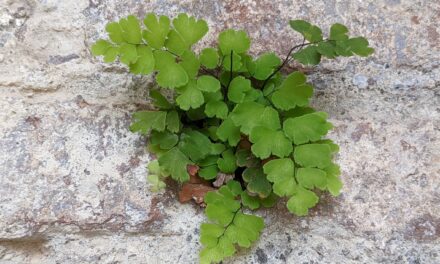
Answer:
[0,0,439,263]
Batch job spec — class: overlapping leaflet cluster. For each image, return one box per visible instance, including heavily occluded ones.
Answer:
[91,14,373,264]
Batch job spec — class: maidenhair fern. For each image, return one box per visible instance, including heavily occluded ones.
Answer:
[91,13,373,264]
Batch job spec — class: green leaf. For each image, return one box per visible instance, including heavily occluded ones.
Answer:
[230,102,280,134]
[201,183,264,264]
[200,48,219,69]
[150,131,179,149]
[119,15,142,44]
[296,167,327,190]
[149,90,172,110]
[186,106,207,121]
[324,163,342,196]
[147,144,168,158]
[329,23,349,41]
[153,51,189,88]
[251,52,281,80]
[166,110,181,133]
[204,89,223,102]
[173,13,208,46]
[263,158,297,196]
[156,62,189,88]
[180,50,200,78]
[226,180,243,196]
[218,29,251,54]
[176,80,204,110]
[283,106,315,119]
[249,126,292,159]
[142,13,170,49]
[283,112,333,144]
[199,165,219,180]
[216,117,241,146]
[286,186,319,216]
[199,155,220,167]
[178,129,213,161]
[241,191,260,210]
[242,167,272,198]
[200,182,265,263]
[316,41,337,58]
[105,22,124,44]
[223,212,264,247]
[147,174,166,192]
[204,187,241,226]
[102,47,119,62]
[334,40,353,56]
[227,76,261,103]
[119,43,138,65]
[335,37,374,57]
[222,52,242,71]
[346,37,374,57]
[217,149,237,173]
[158,147,191,182]
[197,75,221,93]
[165,30,188,55]
[200,225,235,264]
[91,39,112,56]
[153,50,174,69]
[293,45,321,65]
[294,143,332,169]
[130,111,167,134]
[129,45,155,74]
[200,212,264,264]
[289,20,323,42]
[316,139,339,153]
[211,143,226,155]
[91,40,119,62]
[260,192,279,208]
[271,71,313,111]
[147,160,169,192]
[205,100,229,119]
[206,126,220,141]
[236,149,259,168]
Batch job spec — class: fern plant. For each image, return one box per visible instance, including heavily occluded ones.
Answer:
[91,13,373,264]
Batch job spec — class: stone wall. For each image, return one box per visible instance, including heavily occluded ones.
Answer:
[0,0,439,263]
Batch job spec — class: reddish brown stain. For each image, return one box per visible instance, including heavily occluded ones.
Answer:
[351,122,373,142]
[25,116,41,128]
[178,183,215,204]
[427,26,439,48]
[405,214,440,241]
[411,16,420,24]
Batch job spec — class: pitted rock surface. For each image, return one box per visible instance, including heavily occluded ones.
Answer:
[0,0,439,263]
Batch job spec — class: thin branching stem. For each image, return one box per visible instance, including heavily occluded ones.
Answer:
[260,38,312,89]
[226,50,234,90]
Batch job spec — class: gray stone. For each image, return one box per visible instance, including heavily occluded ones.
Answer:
[0,0,439,263]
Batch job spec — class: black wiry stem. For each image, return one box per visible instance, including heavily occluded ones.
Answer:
[215,205,241,244]
[260,38,312,90]
[226,50,234,90]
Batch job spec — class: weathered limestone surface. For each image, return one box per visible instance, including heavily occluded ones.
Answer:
[0,0,439,263]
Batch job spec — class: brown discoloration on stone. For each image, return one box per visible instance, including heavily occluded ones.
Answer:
[411,16,420,24]
[351,122,373,142]
[405,214,440,241]
[143,196,165,229]
[400,140,416,152]
[25,116,41,128]
[128,156,140,167]
[427,25,440,48]
[75,95,90,108]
